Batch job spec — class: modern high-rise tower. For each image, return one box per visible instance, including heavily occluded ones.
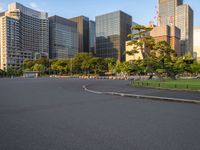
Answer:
[158,0,193,55]
[159,0,183,26]
[49,16,79,59]
[95,11,132,61]
[176,4,193,55]
[89,20,96,54]
[70,16,90,53]
[0,2,49,70]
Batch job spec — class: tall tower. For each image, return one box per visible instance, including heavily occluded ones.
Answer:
[89,20,96,54]
[95,11,132,61]
[159,0,183,26]
[0,2,49,70]
[158,0,193,55]
[176,4,193,55]
[70,16,90,53]
[49,16,79,59]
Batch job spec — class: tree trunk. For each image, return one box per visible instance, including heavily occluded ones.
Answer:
[167,71,176,80]
[155,72,165,81]
[148,64,165,81]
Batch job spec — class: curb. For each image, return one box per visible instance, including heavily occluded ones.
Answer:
[83,85,200,104]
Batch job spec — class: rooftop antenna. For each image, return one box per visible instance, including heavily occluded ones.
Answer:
[154,4,161,26]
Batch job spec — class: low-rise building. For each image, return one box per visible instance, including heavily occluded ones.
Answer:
[126,41,144,62]
[194,27,200,62]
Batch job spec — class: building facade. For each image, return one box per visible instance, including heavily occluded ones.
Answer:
[175,4,193,55]
[159,0,183,25]
[158,0,193,56]
[49,16,78,59]
[96,11,132,61]
[150,25,181,55]
[194,27,200,62]
[126,41,144,62]
[0,2,49,70]
[70,16,89,53]
[89,20,96,54]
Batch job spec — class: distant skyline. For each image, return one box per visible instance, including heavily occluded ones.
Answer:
[0,0,199,26]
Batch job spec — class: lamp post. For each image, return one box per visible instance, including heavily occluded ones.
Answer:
[48,59,51,76]
[70,58,73,77]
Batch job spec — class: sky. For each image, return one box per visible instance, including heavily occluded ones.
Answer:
[0,0,199,26]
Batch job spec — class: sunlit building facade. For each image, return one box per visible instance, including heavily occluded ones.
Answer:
[158,0,193,56]
[194,27,200,62]
[175,4,193,55]
[150,25,181,55]
[0,2,49,70]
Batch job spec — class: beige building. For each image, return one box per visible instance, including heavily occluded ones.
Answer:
[0,2,49,70]
[194,27,200,62]
[125,41,144,62]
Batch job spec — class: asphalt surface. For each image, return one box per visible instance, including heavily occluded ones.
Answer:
[0,78,200,150]
[86,80,200,100]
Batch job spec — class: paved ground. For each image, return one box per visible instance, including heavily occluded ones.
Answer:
[86,80,200,100]
[0,78,200,150]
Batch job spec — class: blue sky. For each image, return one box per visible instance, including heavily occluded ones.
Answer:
[0,0,199,26]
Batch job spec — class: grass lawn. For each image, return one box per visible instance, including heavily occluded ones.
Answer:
[132,79,200,91]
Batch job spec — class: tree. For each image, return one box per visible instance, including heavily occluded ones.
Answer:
[73,53,93,74]
[23,59,34,71]
[152,41,178,79]
[127,25,196,80]
[190,62,200,75]
[127,25,166,80]
[90,57,107,75]
[33,64,45,73]
[35,58,49,68]
[105,58,116,75]
[51,60,70,74]
[121,62,134,75]
[0,69,6,77]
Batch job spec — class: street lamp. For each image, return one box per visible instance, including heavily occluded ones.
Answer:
[70,58,73,77]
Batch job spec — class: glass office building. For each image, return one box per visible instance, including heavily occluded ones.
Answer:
[89,20,96,54]
[96,11,132,61]
[49,16,78,59]
[70,16,89,53]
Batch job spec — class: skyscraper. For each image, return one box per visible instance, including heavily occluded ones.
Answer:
[96,11,132,61]
[89,20,96,54]
[175,4,193,55]
[49,16,78,59]
[159,0,183,25]
[158,0,193,55]
[0,2,49,70]
[70,16,89,53]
